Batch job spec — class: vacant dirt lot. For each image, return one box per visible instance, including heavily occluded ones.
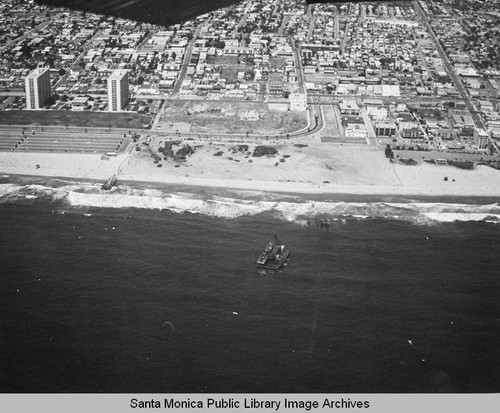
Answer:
[161,101,307,135]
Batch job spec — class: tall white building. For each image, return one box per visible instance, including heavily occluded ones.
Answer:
[25,68,51,110]
[107,70,129,112]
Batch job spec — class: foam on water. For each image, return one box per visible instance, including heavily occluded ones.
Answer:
[0,182,499,224]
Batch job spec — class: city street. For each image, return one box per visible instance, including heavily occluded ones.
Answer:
[413,0,485,129]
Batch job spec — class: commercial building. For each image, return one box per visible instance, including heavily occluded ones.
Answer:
[107,70,129,112]
[375,122,397,137]
[339,101,360,116]
[474,128,489,149]
[25,68,51,110]
[268,73,284,94]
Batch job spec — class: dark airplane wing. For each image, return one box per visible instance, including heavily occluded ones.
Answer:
[35,0,242,26]
[34,0,404,27]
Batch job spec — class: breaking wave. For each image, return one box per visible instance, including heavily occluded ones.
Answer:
[0,182,499,224]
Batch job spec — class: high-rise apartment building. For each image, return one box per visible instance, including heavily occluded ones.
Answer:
[25,68,51,110]
[107,70,129,112]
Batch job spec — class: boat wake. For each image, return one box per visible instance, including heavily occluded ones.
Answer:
[0,182,499,224]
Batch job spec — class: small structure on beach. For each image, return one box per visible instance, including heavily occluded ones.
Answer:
[102,174,118,190]
[399,157,418,166]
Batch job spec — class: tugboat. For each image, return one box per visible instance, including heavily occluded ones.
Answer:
[256,235,290,270]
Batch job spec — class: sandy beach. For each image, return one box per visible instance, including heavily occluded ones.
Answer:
[0,151,121,180]
[1,134,499,199]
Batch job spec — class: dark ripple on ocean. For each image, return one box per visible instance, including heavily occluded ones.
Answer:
[0,203,499,393]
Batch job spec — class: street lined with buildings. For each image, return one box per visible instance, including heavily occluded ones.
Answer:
[0,0,499,159]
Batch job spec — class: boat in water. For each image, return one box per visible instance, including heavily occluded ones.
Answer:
[256,235,290,270]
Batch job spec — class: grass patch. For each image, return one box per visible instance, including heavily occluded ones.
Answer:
[205,55,217,64]
[220,67,241,82]
[220,67,254,82]
[270,56,287,69]
[215,55,240,65]
[0,110,152,129]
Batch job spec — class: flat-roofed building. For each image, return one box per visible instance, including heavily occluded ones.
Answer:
[339,100,360,116]
[452,114,475,129]
[268,73,284,94]
[474,128,489,149]
[375,122,397,137]
[438,128,457,141]
[107,69,129,112]
[71,95,90,111]
[25,68,51,110]
[401,127,423,139]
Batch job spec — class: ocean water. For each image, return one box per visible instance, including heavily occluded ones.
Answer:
[0,177,499,393]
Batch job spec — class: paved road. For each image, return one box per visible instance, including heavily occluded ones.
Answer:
[173,24,206,94]
[307,94,458,105]
[291,41,305,94]
[0,95,325,143]
[126,93,459,105]
[359,106,378,146]
[137,30,155,50]
[236,3,249,30]
[277,15,291,37]
[340,4,352,55]
[307,14,317,39]
[333,8,340,40]
[54,29,103,89]
[413,1,485,129]
[151,99,166,130]
[0,92,25,97]
[0,16,60,53]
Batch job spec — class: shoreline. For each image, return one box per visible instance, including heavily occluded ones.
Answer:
[2,171,499,207]
[1,140,499,204]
